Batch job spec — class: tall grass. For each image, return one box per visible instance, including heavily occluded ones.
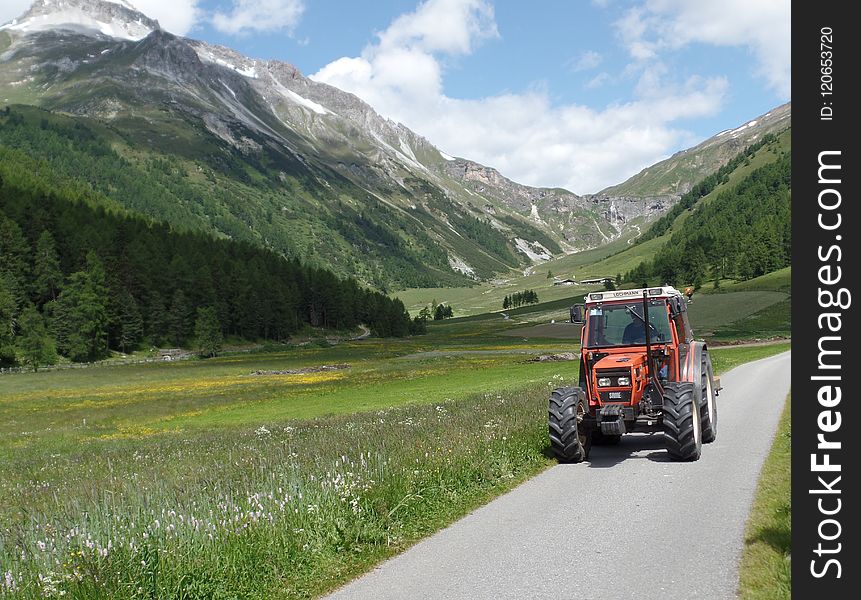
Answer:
[0,383,559,598]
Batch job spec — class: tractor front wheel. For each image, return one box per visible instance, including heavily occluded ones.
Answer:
[549,387,591,463]
[662,382,702,461]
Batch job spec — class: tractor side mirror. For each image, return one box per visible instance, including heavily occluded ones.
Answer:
[669,296,686,316]
[569,304,585,324]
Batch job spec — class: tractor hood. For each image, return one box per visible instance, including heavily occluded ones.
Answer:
[593,353,648,371]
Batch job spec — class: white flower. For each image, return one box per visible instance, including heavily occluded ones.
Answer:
[3,570,15,591]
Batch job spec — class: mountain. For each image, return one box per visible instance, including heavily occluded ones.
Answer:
[0,0,790,290]
[595,103,791,200]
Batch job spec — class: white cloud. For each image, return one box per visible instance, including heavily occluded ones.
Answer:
[132,0,201,35]
[615,0,790,98]
[314,0,728,194]
[570,50,603,72]
[585,72,611,90]
[211,0,305,35]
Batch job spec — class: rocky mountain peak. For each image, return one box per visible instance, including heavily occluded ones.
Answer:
[2,0,159,41]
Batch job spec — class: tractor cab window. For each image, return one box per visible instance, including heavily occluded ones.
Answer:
[585,300,672,348]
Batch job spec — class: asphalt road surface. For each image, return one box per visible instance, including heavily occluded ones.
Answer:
[325,351,791,600]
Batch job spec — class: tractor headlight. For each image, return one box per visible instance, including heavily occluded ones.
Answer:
[597,377,612,387]
[617,377,631,386]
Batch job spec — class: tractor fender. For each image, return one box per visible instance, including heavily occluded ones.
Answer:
[680,342,709,407]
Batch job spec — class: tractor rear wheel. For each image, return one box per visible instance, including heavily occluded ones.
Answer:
[662,382,702,461]
[549,387,591,463]
[699,353,718,443]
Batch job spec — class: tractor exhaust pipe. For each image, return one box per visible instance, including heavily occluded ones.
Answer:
[643,290,661,390]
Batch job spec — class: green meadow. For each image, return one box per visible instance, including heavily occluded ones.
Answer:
[0,298,788,599]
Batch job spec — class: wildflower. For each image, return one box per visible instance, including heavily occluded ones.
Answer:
[3,571,15,592]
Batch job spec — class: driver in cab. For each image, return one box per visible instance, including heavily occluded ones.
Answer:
[622,310,648,344]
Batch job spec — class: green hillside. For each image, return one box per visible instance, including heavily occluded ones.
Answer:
[627,149,790,286]
[0,106,509,290]
[0,145,418,368]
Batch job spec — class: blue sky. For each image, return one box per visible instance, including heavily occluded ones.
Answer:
[3,0,792,193]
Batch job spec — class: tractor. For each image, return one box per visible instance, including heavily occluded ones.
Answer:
[549,286,720,462]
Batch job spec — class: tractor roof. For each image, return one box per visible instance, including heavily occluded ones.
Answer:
[584,286,683,304]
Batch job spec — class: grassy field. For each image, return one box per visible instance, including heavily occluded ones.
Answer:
[0,313,789,598]
[737,393,791,599]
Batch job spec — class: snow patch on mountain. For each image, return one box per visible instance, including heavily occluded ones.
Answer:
[103,0,137,9]
[448,255,476,277]
[3,9,151,40]
[281,88,329,115]
[2,0,157,41]
[529,204,546,226]
[514,238,552,262]
[194,45,259,79]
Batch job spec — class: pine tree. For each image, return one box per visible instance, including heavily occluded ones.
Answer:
[118,289,143,354]
[33,230,63,305]
[194,306,223,358]
[503,296,510,310]
[0,276,17,366]
[146,291,169,344]
[169,289,193,346]
[17,305,57,372]
[52,255,109,362]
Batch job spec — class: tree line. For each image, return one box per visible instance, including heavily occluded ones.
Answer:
[503,290,538,310]
[624,152,791,288]
[0,156,420,369]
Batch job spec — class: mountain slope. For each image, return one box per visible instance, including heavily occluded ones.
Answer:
[394,127,791,317]
[1,0,791,290]
[597,103,790,199]
[0,0,595,286]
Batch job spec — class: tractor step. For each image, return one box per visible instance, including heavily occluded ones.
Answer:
[598,404,627,436]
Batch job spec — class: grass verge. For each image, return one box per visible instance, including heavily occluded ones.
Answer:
[737,393,791,599]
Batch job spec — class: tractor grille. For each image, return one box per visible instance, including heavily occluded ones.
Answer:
[599,390,632,404]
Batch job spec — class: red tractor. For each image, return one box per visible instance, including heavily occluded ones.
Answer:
[550,287,720,462]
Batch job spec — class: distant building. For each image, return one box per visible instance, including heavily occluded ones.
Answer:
[553,278,578,286]
[580,277,612,285]
[158,348,185,361]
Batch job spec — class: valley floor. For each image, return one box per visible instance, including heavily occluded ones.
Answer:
[0,297,789,597]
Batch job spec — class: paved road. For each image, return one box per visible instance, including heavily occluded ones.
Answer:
[325,351,791,600]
